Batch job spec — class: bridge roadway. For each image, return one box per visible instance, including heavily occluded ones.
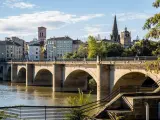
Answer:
[2,57,160,100]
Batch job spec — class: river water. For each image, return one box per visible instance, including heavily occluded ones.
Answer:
[0,82,97,107]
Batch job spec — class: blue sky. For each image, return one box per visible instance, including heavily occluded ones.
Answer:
[0,0,159,42]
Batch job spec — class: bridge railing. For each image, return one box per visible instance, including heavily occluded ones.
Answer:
[102,56,158,61]
[0,105,80,120]
[2,56,158,63]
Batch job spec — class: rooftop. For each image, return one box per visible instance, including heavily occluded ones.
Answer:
[0,40,21,46]
[47,36,73,41]
[73,40,83,44]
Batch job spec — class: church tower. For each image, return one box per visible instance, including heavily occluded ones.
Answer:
[38,27,46,42]
[110,15,120,43]
[120,27,131,47]
[38,26,46,60]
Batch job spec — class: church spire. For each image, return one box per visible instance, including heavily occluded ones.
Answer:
[111,15,120,43]
[112,15,118,34]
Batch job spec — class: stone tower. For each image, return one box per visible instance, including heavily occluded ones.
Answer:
[38,27,46,60]
[110,15,120,43]
[38,27,46,42]
[120,27,131,47]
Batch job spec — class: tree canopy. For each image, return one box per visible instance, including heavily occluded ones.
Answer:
[143,0,160,39]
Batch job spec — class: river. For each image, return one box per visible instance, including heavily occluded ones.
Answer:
[0,82,97,107]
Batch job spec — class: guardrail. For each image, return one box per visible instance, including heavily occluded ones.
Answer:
[0,106,80,120]
[2,56,158,63]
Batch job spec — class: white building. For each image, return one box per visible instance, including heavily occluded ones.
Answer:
[47,36,73,60]
[28,41,40,61]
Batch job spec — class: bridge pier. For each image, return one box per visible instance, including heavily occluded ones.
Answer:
[11,64,18,82]
[26,64,34,86]
[52,64,64,92]
[97,64,110,101]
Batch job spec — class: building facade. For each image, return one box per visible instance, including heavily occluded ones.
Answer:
[0,41,6,61]
[72,39,83,52]
[28,42,40,61]
[47,36,73,60]
[120,27,131,47]
[5,37,26,59]
[0,40,23,60]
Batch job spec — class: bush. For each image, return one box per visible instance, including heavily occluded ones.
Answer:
[66,89,92,120]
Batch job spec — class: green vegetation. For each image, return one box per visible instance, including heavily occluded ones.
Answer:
[88,78,97,93]
[145,60,160,74]
[66,89,91,120]
[0,110,17,120]
[143,0,160,39]
[144,0,160,73]
[64,37,159,59]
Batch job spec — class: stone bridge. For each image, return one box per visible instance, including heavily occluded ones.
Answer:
[5,59,160,100]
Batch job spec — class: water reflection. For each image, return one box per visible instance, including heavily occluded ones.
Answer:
[0,82,96,107]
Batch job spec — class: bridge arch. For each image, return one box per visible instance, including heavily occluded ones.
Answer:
[17,67,26,83]
[63,69,97,92]
[112,71,158,91]
[34,69,53,86]
[65,68,97,83]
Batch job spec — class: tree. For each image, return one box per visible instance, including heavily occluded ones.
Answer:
[130,40,159,56]
[143,0,160,39]
[77,44,88,58]
[88,36,98,58]
[63,53,74,59]
[105,43,124,57]
[122,48,134,57]
[97,41,107,58]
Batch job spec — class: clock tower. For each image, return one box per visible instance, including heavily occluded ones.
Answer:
[120,27,131,47]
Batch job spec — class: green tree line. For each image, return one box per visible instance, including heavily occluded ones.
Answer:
[64,37,160,59]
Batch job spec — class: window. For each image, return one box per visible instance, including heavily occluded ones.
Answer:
[36,48,38,50]
[36,52,38,54]
[36,56,38,58]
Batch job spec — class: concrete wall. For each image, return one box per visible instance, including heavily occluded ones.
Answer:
[132,98,160,120]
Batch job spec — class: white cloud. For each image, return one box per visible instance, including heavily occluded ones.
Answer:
[3,0,36,9]
[113,12,151,21]
[0,11,104,37]
[83,24,110,38]
[72,14,104,23]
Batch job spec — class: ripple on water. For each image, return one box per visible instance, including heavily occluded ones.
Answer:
[0,82,97,107]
